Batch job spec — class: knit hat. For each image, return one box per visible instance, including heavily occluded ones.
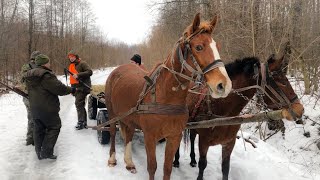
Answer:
[67,50,79,59]
[30,51,41,60]
[130,54,141,65]
[35,54,50,66]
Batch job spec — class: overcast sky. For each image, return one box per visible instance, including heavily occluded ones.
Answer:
[90,0,158,45]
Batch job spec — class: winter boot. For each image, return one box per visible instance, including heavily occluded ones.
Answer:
[36,151,42,160]
[75,122,84,130]
[41,154,57,160]
[26,139,34,146]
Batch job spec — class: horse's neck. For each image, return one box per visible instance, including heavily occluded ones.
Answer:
[153,54,190,105]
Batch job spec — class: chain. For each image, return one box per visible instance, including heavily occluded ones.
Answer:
[256,90,270,111]
[233,89,269,114]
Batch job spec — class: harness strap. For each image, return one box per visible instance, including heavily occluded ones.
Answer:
[190,87,208,119]
[205,93,213,115]
[177,45,200,76]
[90,102,190,131]
[161,64,196,82]
[260,63,267,91]
[90,107,137,130]
[137,104,188,115]
[202,60,224,74]
[137,64,163,105]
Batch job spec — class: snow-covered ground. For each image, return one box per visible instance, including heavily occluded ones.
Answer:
[0,67,319,180]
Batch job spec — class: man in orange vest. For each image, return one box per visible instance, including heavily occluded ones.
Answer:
[68,51,93,130]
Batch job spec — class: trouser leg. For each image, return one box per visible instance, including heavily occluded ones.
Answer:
[23,97,34,144]
[40,114,61,157]
[33,119,45,158]
[75,91,88,125]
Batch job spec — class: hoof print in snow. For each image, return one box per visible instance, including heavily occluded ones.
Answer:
[303,131,311,138]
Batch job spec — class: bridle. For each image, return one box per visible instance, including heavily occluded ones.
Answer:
[235,62,300,120]
[161,28,225,90]
[258,62,299,119]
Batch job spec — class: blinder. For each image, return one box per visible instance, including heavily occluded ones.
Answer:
[255,62,300,120]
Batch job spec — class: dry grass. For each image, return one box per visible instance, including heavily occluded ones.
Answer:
[92,85,105,94]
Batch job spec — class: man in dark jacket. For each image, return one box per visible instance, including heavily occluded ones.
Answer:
[21,51,41,146]
[130,54,147,71]
[23,54,75,160]
[67,51,92,130]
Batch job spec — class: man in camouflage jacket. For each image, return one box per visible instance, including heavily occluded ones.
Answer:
[23,54,76,160]
[21,51,41,146]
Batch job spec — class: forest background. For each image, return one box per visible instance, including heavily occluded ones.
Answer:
[0,0,319,97]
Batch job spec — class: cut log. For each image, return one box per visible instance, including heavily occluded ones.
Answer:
[187,110,283,129]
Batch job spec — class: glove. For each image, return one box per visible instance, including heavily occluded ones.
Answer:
[71,87,77,95]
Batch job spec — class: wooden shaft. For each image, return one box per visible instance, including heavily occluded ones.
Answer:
[186,110,283,129]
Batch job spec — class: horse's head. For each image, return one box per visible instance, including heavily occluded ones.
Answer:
[178,13,232,98]
[261,54,304,121]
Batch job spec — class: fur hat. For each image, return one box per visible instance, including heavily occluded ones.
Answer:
[130,54,141,65]
[30,51,41,60]
[35,54,50,66]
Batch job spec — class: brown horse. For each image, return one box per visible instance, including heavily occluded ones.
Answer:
[104,13,232,180]
[173,54,304,180]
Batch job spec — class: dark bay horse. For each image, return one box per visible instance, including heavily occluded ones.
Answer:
[173,54,304,180]
[104,13,232,180]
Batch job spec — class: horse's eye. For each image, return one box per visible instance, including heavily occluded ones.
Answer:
[195,45,203,51]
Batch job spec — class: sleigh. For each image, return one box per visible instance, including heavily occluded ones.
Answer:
[87,85,110,144]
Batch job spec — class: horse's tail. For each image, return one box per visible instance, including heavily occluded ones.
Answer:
[119,123,125,139]
[183,129,190,152]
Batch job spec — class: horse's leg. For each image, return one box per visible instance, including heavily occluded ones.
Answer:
[121,123,137,173]
[197,137,209,180]
[144,135,157,180]
[173,146,180,168]
[189,129,197,167]
[108,122,117,166]
[163,135,182,180]
[221,139,236,180]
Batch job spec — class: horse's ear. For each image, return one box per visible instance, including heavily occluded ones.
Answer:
[210,15,218,33]
[267,54,276,66]
[273,40,290,73]
[191,13,201,33]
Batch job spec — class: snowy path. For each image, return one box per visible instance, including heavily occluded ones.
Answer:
[0,68,317,180]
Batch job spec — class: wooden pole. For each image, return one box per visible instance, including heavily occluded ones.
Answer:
[186,110,283,129]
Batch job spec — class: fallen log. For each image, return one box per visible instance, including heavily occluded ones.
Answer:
[186,110,283,129]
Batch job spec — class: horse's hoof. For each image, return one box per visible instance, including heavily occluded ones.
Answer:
[190,162,197,167]
[173,162,180,168]
[108,160,117,167]
[197,177,203,180]
[126,166,137,174]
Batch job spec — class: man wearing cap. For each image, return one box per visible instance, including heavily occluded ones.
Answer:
[67,51,92,130]
[21,51,41,146]
[130,54,147,70]
[23,54,76,160]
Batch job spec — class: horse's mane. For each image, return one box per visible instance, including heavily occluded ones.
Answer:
[184,21,214,36]
[225,57,260,78]
[147,62,163,76]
